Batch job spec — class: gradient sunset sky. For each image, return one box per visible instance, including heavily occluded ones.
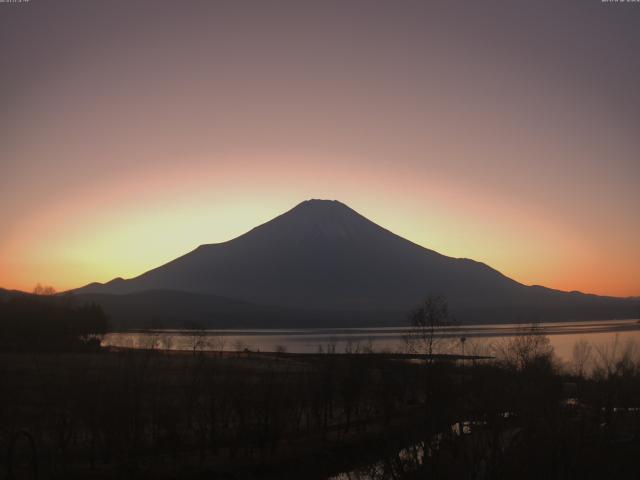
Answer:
[1,0,639,297]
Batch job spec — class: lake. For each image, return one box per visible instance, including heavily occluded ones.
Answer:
[102,318,640,364]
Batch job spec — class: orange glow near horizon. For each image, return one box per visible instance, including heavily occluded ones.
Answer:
[1,153,638,297]
[1,2,638,297]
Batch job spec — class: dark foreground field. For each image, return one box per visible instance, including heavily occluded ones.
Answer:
[1,342,640,480]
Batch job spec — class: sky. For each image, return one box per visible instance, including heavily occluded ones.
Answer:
[1,0,639,297]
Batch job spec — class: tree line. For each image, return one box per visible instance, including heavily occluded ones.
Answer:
[0,286,108,352]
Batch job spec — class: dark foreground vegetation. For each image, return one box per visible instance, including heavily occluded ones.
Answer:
[1,294,640,479]
[0,338,639,479]
[0,293,107,352]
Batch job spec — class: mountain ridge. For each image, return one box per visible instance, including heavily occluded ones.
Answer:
[71,199,638,326]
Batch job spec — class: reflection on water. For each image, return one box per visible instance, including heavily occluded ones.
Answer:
[102,319,640,363]
[329,441,428,480]
[328,419,505,480]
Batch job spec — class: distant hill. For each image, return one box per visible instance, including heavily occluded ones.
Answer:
[75,290,406,330]
[0,288,30,300]
[71,199,638,327]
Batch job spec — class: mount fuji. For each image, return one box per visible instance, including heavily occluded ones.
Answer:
[73,200,639,328]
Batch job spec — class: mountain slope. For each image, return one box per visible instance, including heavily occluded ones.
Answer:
[76,200,522,308]
[74,199,639,325]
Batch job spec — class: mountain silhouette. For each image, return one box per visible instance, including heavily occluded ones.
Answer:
[73,200,639,327]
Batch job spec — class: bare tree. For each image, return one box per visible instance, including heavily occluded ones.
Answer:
[209,332,226,356]
[405,295,456,361]
[184,322,210,356]
[493,322,554,370]
[33,283,56,296]
[592,335,639,379]
[465,338,491,367]
[571,339,593,378]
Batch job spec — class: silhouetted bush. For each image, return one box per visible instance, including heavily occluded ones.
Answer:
[0,295,108,352]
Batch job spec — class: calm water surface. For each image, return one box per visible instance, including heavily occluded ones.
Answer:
[103,318,640,363]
